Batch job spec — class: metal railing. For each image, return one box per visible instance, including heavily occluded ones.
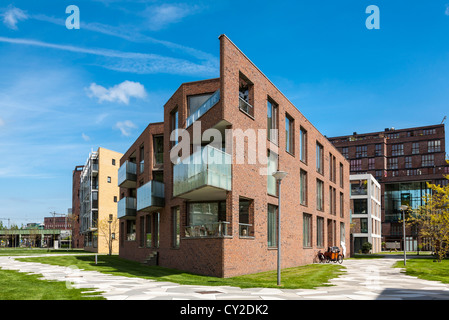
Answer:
[238,97,253,117]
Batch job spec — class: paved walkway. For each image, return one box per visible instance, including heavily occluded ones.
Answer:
[1,255,449,300]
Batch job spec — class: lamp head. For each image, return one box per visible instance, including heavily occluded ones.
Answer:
[272,171,288,181]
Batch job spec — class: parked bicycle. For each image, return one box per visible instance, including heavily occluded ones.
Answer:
[317,247,344,264]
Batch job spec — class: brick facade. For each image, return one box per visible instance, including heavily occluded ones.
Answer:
[118,35,351,277]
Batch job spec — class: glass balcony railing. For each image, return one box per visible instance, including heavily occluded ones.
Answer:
[186,90,220,128]
[117,197,137,219]
[184,221,230,238]
[137,180,165,211]
[118,161,137,188]
[173,145,231,199]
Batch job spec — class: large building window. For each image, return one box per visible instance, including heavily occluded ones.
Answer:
[427,140,441,153]
[267,150,278,196]
[350,159,362,171]
[170,107,178,147]
[300,170,307,206]
[375,144,382,156]
[153,135,164,164]
[267,204,278,248]
[239,198,254,237]
[172,207,180,248]
[316,179,324,211]
[422,154,434,167]
[285,114,294,154]
[412,142,419,154]
[316,143,323,174]
[317,216,324,248]
[355,145,367,158]
[267,99,278,143]
[388,158,398,170]
[300,127,307,163]
[303,213,312,247]
[391,144,404,156]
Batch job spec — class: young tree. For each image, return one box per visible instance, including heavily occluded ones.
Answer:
[410,167,449,262]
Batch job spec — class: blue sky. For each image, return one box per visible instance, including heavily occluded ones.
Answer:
[0,0,448,226]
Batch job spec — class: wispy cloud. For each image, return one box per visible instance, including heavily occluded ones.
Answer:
[115,120,137,136]
[145,3,200,31]
[0,36,218,76]
[0,117,4,127]
[1,6,28,30]
[445,4,449,16]
[87,80,147,104]
[82,133,90,141]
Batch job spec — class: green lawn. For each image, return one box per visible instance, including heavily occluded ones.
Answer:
[18,255,345,289]
[0,268,105,300]
[394,258,449,284]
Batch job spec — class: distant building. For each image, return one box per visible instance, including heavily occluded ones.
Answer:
[350,174,382,254]
[79,147,122,254]
[328,124,449,251]
[72,165,84,248]
[44,216,71,230]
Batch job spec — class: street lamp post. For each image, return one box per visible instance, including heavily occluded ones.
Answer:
[400,205,408,266]
[272,170,288,286]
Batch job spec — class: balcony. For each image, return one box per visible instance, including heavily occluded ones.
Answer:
[117,197,137,219]
[173,146,231,201]
[184,221,230,238]
[186,90,220,128]
[118,161,137,188]
[137,180,165,212]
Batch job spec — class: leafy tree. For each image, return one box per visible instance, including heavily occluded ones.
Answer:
[409,163,449,262]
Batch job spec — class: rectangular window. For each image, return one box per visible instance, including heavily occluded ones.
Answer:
[412,142,419,154]
[405,156,412,169]
[341,147,349,159]
[316,179,324,211]
[353,199,368,214]
[340,192,344,218]
[388,158,398,170]
[375,144,382,156]
[339,163,344,188]
[329,153,336,182]
[267,100,278,143]
[267,150,278,196]
[422,154,434,167]
[171,107,179,147]
[427,140,441,153]
[355,145,367,158]
[139,216,145,247]
[239,74,254,117]
[153,135,164,164]
[368,158,375,170]
[317,216,324,248]
[267,204,278,248]
[316,143,323,174]
[391,144,404,156]
[112,159,116,165]
[285,114,294,154]
[188,93,214,116]
[300,170,307,206]
[303,213,312,247]
[172,207,180,248]
[350,159,362,171]
[239,198,253,237]
[126,220,136,241]
[300,127,307,163]
[146,215,152,247]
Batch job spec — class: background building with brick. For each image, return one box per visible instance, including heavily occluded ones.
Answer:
[117,34,351,277]
[328,124,449,251]
[71,165,84,248]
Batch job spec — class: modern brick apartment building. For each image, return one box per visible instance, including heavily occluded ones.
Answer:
[71,165,84,248]
[118,35,350,277]
[328,124,449,251]
[79,147,123,254]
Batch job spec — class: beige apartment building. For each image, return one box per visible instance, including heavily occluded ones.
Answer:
[79,147,123,254]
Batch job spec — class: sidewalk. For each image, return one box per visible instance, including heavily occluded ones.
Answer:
[1,255,449,300]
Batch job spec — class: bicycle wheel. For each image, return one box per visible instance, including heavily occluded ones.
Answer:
[337,254,343,264]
